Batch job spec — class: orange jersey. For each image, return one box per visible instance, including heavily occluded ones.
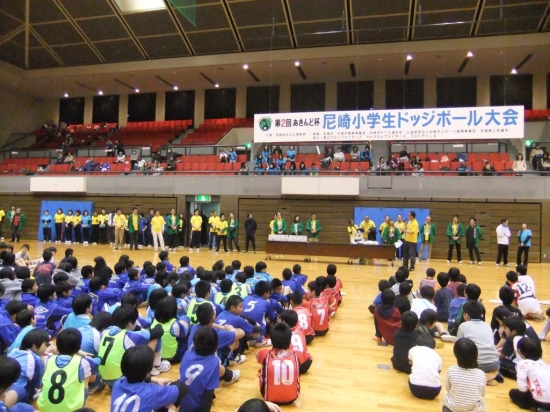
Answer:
[304,298,329,333]
[290,326,312,365]
[328,287,342,305]
[320,289,338,316]
[257,349,300,404]
[293,305,315,337]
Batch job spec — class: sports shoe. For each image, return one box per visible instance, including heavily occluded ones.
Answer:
[496,263,500,267]
[250,339,272,348]
[538,333,546,341]
[446,260,450,263]
[458,261,463,264]
[189,248,192,251]
[426,259,430,263]
[229,354,247,366]
[470,261,474,265]
[340,291,347,296]
[88,378,105,394]
[415,257,419,261]
[196,248,200,252]
[441,334,458,343]
[224,369,240,385]
[150,360,171,376]
[154,248,158,252]
[478,262,482,266]
[504,264,510,267]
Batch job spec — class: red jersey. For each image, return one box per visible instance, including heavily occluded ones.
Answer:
[320,289,338,316]
[293,305,315,337]
[257,348,300,404]
[305,297,329,333]
[290,326,312,365]
[327,275,343,291]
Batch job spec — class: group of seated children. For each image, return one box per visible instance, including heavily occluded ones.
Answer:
[0,247,345,411]
[370,265,550,412]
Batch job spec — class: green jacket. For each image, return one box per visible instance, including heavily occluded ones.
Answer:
[306,219,321,238]
[419,223,436,244]
[382,225,401,245]
[11,212,26,230]
[126,213,140,233]
[165,214,180,235]
[290,221,303,235]
[273,219,287,234]
[465,225,483,247]
[446,222,465,245]
[227,219,239,239]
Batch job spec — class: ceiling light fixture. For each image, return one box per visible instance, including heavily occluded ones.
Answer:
[134,89,140,93]
[63,93,69,98]
[214,83,220,88]
[511,68,517,74]
[243,64,249,70]
[173,86,178,91]
[467,51,474,58]
[294,61,300,67]
[406,54,413,61]
[98,90,103,95]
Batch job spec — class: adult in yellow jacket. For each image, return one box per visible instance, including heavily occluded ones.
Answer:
[216,213,229,253]
[113,208,127,250]
[151,210,166,251]
[189,209,203,251]
[208,211,219,250]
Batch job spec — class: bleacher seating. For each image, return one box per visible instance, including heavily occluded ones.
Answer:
[524,109,550,122]
[119,120,191,133]
[113,120,192,152]
[178,118,253,145]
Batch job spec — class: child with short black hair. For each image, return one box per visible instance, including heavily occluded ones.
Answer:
[509,337,550,410]
[447,267,461,297]
[394,282,413,314]
[408,334,442,400]
[256,322,300,405]
[278,309,313,374]
[215,278,235,307]
[20,279,38,308]
[304,281,329,336]
[506,270,544,320]
[499,315,541,380]
[111,345,187,412]
[391,311,418,374]
[9,309,36,355]
[122,268,149,304]
[233,272,252,298]
[88,276,121,313]
[152,296,189,363]
[35,283,71,336]
[281,268,302,295]
[449,283,485,336]
[373,289,401,345]
[243,281,278,346]
[444,338,486,412]
[63,293,92,329]
[177,256,196,277]
[288,292,315,345]
[73,265,93,297]
[0,356,34,412]
[434,272,454,322]
[419,268,438,291]
[411,286,437,318]
[490,286,523,343]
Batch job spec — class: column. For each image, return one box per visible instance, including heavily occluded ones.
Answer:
[477,76,490,107]
[155,91,165,121]
[118,94,128,127]
[373,80,385,110]
[532,73,547,110]
[325,82,337,111]
[424,78,436,108]
[279,84,290,112]
[194,89,205,126]
[84,96,93,124]
[235,87,246,118]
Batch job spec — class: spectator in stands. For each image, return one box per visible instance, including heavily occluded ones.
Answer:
[238,163,249,175]
[105,139,114,157]
[129,150,139,169]
[399,146,411,161]
[530,143,544,169]
[152,161,163,176]
[261,145,271,164]
[254,152,263,167]
[309,163,319,176]
[254,163,265,175]
[153,151,165,163]
[286,162,296,175]
[272,145,283,156]
[55,152,64,164]
[114,139,125,156]
[219,148,229,163]
[376,157,388,174]
[360,144,371,162]
[411,163,424,176]
[287,146,296,162]
[350,146,360,162]
[457,160,470,176]
[267,162,277,175]
[116,151,126,164]
[537,152,550,173]
[334,147,345,162]
[512,153,526,175]
[320,149,333,170]
[228,147,237,163]
[64,152,74,164]
[410,156,420,170]
[482,161,495,176]
[84,158,96,172]
[299,162,308,175]
[166,155,176,171]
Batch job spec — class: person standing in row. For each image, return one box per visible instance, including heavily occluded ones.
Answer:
[360,216,376,241]
[65,209,74,243]
[496,218,511,267]
[189,209,202,252]
[74,210,82,243]
[178,212,185,248]
[166,208,180,251]
[418,216,435,263]
[6,206,15,239]
[402,211,418,272]
[273,212,287,235]
[306,214,321,242]
[54,208,65,243]
[208,210,219,250]
[91,211,100,244]
[98,209,109,245]
[9,207,26,243]
[381,219,401,251]
[446,215,464,264]
[113,208,127,250]
[291,216,303,236]
[394,215,406,259]
[244,213,257,253]
[517,223,532,266]
[81,210,91,245]
[227,212,240,252]
[378,215,390,237]
[41,210,52,242]
[151,210,166,252]
[216,213,229,253]
[465,218,483,266]
[0,205,5,241]
[127,207,140,251]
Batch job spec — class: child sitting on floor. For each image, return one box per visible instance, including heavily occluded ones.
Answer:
[408,334,442,400]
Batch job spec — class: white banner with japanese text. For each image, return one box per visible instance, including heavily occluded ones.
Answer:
[254,106,524,143]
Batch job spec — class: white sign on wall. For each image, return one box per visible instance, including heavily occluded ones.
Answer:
[254,106,524,143]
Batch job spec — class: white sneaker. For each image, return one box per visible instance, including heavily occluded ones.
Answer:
[151,360,171,375]
[470,261,474,265]
[250,339,272,348]
[426,259,430,263]
[189,248,193,251]
[441,334,458,343]
[478,262,482,266]
[504,264,510,267]
[196,248,200,252]
[446,260,450,263]
[538,333,546,341]
[340,291,347,296]
[225,369,240,385]
[458,261,463,264]
[496,263,500,267]
[229,354,247,366]
[154,248,158,252]
[415,257,419,261]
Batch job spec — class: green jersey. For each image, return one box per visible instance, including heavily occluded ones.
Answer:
[38,355,85,412]
[186,299,212,324]
[98,328,128,381]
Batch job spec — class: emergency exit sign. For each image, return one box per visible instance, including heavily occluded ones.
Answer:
[195,195,211,202]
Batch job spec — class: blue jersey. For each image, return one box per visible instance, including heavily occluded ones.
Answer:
[176,297,189,320]
[162,260,174,273]
[187,324,236,352]
[90,288,121,311]
[8,326,34,354]
[177,265,196,277]
[448,297,467,325]
[0,299,8,311]
[56,296,74,312]
[179,349,220,412]
[246,272,273,289]
[215,310,255,335]
[73,278,90,297]
[8,349,43,393]
[122,280,149,303]
[111,377,181,412]
[0,312,21,354]
[242,295,277,335]
[63,313,91,329]
[291,273,308,286]
[34,300,71,336]
[108,274,128,290]
[81,215,91,227]
[78,325,101,359]
[282,279,302,295]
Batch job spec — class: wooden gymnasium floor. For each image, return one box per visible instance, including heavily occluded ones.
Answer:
[20,240,550,412]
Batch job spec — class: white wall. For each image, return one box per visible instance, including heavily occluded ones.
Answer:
[0,85,57,149]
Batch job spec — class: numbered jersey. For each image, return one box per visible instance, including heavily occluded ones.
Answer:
[293,306,315,337]
[178,350,220,412]
[512,281,536,301]
[257,349,300,404]
[304,298,329,333]
[37,355,86,412]
[290,327,312,365]
[320,289,338,316]
[110,377,180,412]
